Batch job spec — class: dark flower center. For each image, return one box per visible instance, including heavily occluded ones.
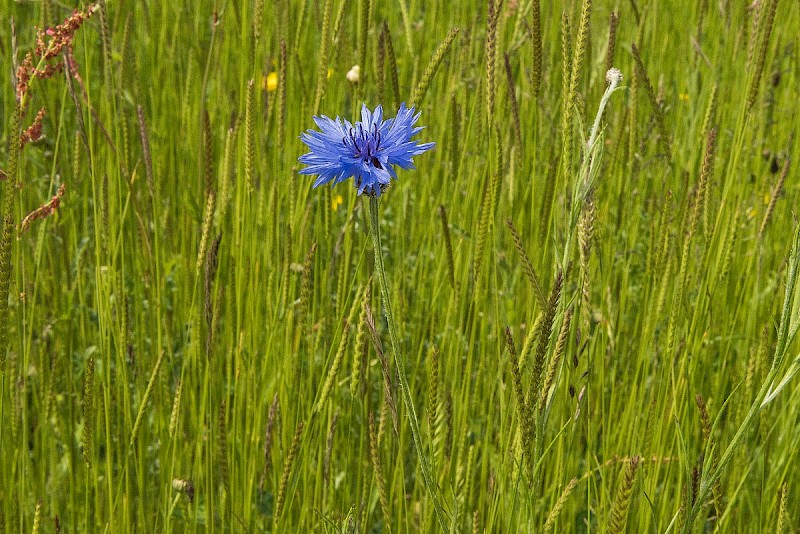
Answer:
[343,124,382,165]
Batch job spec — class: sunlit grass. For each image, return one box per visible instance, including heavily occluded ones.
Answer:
[0,0,799,532]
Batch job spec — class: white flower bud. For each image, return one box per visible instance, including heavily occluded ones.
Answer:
[605,67,623,87]
[346,65,360,83]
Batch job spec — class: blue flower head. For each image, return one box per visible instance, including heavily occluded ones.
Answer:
[298,103,435,196]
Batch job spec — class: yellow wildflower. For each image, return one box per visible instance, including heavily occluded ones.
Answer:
[331,194,343,212]
[264,72,278,92]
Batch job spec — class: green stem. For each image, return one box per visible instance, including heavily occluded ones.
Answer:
[367,194,451,531]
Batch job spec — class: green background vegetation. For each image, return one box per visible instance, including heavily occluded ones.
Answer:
[0,0,799,531]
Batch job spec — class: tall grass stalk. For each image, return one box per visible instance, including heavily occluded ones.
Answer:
[682,224,800,532]
[367,195,450,531]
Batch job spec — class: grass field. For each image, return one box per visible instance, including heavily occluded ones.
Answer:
[1,0,799,532]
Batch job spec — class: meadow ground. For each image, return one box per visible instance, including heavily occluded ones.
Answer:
[0,0,799,532]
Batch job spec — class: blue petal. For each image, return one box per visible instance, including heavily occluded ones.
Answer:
[298,102,433,195]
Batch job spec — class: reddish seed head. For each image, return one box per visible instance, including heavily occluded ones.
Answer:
[15,53,34,100]
[16,3,98,101]
[19,184,66,234]
[41,7,98,60]
[20,108,46,149]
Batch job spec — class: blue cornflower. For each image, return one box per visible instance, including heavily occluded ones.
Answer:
[298,103,435,196]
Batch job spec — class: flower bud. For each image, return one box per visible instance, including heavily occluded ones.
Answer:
[605,67,623,87]
[346,65,360,83]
